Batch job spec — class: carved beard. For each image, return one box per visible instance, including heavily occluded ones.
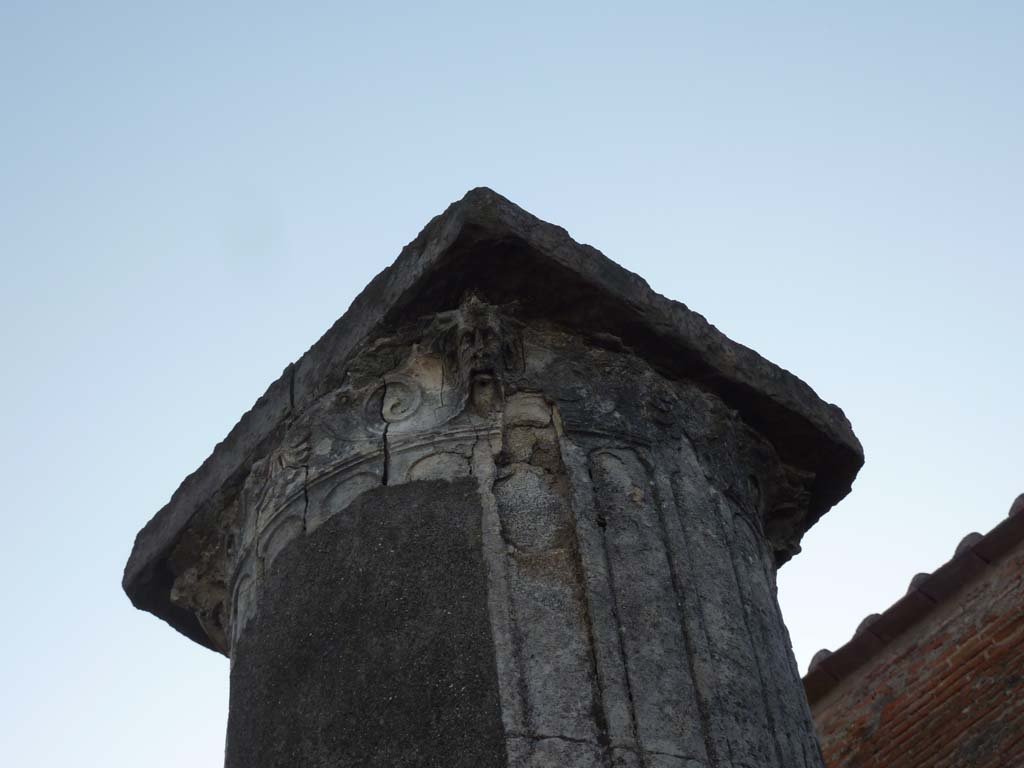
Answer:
[456,322,504,415]
[458,326,502,381]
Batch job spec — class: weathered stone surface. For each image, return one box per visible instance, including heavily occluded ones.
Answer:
[226,480,505,768]
[124,190,863,768]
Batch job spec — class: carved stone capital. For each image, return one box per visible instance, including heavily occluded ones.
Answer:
[125,189,862,768]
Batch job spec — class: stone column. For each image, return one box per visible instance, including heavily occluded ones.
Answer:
[124,188,863,768]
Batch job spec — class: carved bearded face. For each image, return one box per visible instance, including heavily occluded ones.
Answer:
[428,296,521,415]
[437,295,519,415]
[457,318,502,382]
[456,309,504,414]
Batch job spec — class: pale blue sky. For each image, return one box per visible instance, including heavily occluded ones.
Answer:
[1,3,1021,765]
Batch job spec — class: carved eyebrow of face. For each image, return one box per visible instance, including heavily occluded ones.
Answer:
[460,326,498,349]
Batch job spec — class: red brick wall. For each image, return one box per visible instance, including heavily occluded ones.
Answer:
[811,542,1024,768]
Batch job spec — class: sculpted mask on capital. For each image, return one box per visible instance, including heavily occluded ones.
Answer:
[429,294,524,417]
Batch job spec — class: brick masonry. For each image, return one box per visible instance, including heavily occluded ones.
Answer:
[807,496,1024,768]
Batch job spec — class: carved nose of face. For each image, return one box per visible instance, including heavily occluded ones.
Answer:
[460,327,500,374]
[461,329,490,351]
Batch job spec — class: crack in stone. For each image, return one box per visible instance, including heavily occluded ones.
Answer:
[468,418,486,479]
[380,376,390,486]
[439,356,446,408]
[509,733,706,764]
[508,732,598,746]
[586,454,647,768]
[381,423,390,486]
[300,464,310,534]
